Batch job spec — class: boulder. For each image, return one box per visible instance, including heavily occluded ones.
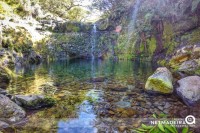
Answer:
[145,67,173,94]
[13,95,56,110]
[0,94,26,123]
[176,76,200,106]
[178,60,199,72]
[0,67,11,89]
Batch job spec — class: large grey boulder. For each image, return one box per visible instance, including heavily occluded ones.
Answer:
[0,94,26,123]
[176,76,200,106]
[13,95,56,110]
[145,67,173,94]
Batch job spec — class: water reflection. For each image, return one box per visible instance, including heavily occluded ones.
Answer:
[8,59,154,132]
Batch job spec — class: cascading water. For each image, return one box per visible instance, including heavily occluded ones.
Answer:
[126,0,141,46]
[91,24,97,60]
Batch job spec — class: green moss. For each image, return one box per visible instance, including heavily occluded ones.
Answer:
[158,60,167,66]
[66,23,80,32]
[147,37,157,56]
[2,27,33,54]
[190,27,200,44]
[163,22,177,55]
[147,78,173,94]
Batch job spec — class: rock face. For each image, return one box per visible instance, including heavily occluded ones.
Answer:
[0,67,11,89]
[0,94,26,123]
[0,121,9,129]
[14,95,56,109]
[178,60,199,72]
[176,76,200,106]
[145,67,173,94]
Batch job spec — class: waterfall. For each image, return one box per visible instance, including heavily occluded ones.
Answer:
[91,24,97,60]
[127,0,141,45]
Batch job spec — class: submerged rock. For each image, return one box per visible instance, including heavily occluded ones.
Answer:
[13,95,56,110]
[145,67,173,94]
[90,77,106,82]
[39,82,57,95]
[115,101,131,108]
[0,94,26,123]
[176,76,200,106]
[106,85,128,92]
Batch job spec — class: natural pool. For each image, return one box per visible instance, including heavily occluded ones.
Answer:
[6,59,195,132]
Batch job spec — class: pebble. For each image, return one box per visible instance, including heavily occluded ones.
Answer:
[164,102,171,109]
[158,106,164,111]
[118,126,126,132]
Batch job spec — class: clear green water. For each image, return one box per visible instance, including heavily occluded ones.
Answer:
[7,59,161,132]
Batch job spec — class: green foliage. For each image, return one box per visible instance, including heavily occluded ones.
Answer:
[2,27,33,54]
[190,28,200,44]
[0,4,5,14]
[67,7,88,21]
[35,38,49,58]
[134,114,191,133]
[66,23,80,32]
[2,0,19,6]
[14,4,29,17]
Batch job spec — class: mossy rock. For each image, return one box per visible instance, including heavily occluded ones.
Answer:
[14,95,56,110]
[145,67,173,94]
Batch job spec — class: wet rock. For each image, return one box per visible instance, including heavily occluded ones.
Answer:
[145,67,173,94]
[176,76,200,106]
[107,85,128,92]
[115,101,131,108]
[164,102,171,109]
[0,94,26,123]
[39,82,57,95]
[0,121,9,129]
[28,51,42,64]
[90,77,106,82]
[115,107,137,117]
[158,106,164,111]
[118,126,126,132]
[0,88,8,95]
[0,67,11,89]
[13,95,56,110]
